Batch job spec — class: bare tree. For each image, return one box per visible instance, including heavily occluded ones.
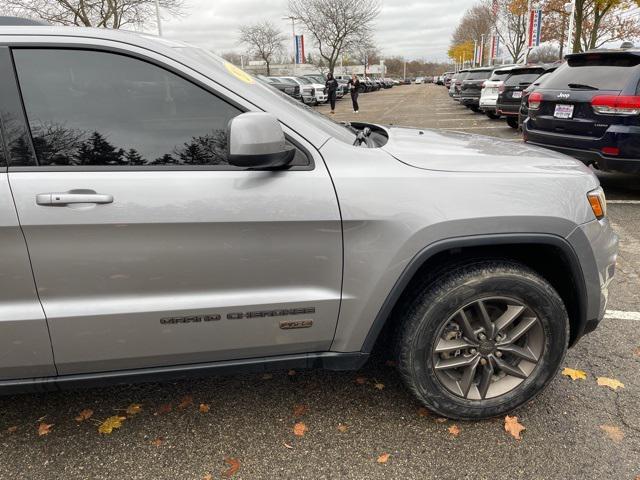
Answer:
[0,0,184,29]
[527,43,560,62]
[288,0,381,74]
[495,0,528,63]
[349,36,379,75]
[450,2,493,64]
[239,21,285,76]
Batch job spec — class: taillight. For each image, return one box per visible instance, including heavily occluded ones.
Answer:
[481,81,486,88]
[591,95,640,115]
[498,84,505,93]
[528,92,542,109]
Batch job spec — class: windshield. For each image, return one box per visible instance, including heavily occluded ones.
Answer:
[542,56,639,91]
[175,46,356,145]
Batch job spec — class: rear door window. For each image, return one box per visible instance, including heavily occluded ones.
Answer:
[543,55,640,91]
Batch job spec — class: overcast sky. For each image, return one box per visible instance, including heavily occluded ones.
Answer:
[157,0,475,62]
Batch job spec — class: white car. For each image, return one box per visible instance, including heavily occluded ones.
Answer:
[280,76,327,105]
[415,77,424,84]
[479,65,517,119]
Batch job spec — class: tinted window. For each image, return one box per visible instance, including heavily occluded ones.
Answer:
[490,71,512,81]
[466,70,492,80]
[504,71,544,86]
[543,55,640,91]
[0,119,5,167]
[14,49,243,167]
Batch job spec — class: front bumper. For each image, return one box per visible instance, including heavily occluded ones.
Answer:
[523,121,640,173]
[567,218,618,343]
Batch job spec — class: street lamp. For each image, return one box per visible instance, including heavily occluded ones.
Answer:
[565,0,576,54]
[282,16,298,74]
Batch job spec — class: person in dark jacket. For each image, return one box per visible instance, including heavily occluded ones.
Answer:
[325,72,339,114]
[347,73,360,113]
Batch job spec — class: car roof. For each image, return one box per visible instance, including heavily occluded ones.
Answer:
[566,48,640,59]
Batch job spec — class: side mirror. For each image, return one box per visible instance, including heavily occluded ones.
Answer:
[227,112,296,169]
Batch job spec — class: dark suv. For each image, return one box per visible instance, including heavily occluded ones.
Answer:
[523,49,640,173]
[459,67,494,111]
[497,65,550,128]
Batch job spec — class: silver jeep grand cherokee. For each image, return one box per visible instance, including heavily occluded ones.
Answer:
[0,22,618,419]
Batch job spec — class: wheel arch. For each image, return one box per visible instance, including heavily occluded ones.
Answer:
[361,233,588,354]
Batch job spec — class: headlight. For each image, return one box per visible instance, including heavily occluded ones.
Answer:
[587,187,607,220]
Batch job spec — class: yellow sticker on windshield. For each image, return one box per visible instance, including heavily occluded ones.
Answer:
[225,62,254,84]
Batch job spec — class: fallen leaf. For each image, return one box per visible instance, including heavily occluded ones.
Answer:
[155,403,172,416]
[448,424,461,437]
[562,367,587,381]
[98,416,126,434]
[6,426,18,434]
[177,395,193,410]
[337,423,349,433]
[355,377,367,385]
[150,437,164,447]
[385,360,396,367]
[262,373,273,380]
[202,474,213,480]
[597,377,625,391]
[504,416,525,440]
[199,403,210,414]
[377,453,390,464]
[223,457,240,478]
[633,347,640,358]
[434,417,447,423]
[293,404,308,417]
[374,382,385,390]
[38,423,53,436]
[293,422,308,437]
[126,404,142,416]
[283,441,294,449]
[75,409,94,422]
[417,407,430,417]
[600,425,624,443]
[287,369,296,376]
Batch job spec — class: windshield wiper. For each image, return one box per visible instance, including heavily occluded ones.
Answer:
[567,83,598,90]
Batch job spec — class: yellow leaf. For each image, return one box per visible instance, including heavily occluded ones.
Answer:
[38,423,53,436]
[223,457,240,478]
[337,423,349,433]
[203,474,213,480]
[600,425,624,443]
[504,415,525,440]
[562,367,587,380]
[98,416,126,434]
[199,403,210,414]
[377,453,390,464]
[75,409,94,422]
[448,424,461,437]
[597,377,625,390]
[126,403,142,416]
[150,437,164,447]
[293,422,308,436]
[374,382,385,390]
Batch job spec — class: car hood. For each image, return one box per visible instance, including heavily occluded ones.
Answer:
[380,126,591,174]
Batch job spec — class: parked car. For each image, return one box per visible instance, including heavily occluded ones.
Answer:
[524,47,640,172]
[443,72,455,88]
[261,76,301,101]
[497,65,551,128]
[280,76,327,105]
[517,66,560,129]
[479,65,518,119]
[0,19,618,422]
[459,67,494,112]
[450,70,470,101]
[303,74,345,98]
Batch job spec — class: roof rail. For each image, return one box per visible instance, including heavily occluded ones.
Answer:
[0,16,49,26]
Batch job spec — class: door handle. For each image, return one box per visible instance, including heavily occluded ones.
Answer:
[36,191,114,206]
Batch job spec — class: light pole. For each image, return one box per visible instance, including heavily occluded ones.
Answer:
[154,0,163,36]
[282,16,297,75]
[565,0,576,54]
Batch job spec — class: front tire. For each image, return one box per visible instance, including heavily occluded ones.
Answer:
[396,261,568,420]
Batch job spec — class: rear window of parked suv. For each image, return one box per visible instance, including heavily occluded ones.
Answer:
[466,70,492,80]
[504,70,544,86]
[542,54,640,91]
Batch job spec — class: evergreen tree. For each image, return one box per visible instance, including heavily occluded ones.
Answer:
[125,148,146,165]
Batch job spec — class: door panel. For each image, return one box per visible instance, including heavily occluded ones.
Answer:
[10,169,342,374]
[0,174,56,379]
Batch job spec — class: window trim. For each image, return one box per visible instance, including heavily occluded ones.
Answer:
[9,46,314,172]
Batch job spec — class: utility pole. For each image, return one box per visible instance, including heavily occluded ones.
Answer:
[403,60,406,80]
[524,0,532,63]
[154,0,162,36]
[565,0,576,55]
[473,40,477,67]
[282,16,297,75]
[480,34,485,67]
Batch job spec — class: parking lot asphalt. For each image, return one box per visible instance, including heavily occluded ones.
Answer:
[1,84,639,480]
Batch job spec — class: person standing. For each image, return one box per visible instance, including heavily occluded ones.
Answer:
[347,73,360,113]
[325,72,338,114]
